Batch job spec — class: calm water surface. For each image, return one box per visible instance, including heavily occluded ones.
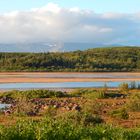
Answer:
[0,81,139,90]
[0,73,140,90]
[0,104,11,109]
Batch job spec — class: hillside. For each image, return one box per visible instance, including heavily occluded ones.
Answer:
[0,47,140,72]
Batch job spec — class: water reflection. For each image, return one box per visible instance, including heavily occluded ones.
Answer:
[0,81,139,90]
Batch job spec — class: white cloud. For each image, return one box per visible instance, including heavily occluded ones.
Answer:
[32,3,61,14]
[0,2,139,47]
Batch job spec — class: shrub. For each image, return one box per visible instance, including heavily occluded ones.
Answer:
[41,106,58,117]
[70,89,105,99]
[57,111,103,126]
[102,83,108,93]
[119,83,129,94]
[82,91,105,99]
[109,108,129,120]
[82,101,104,115]
[127,92,140,112]
[82,113,103,126]
[13,96,35,116]
[0,90,67,101]
[130,81,137,89]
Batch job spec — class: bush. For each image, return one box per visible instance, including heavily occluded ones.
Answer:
[0,90,67,101]
[109,108,129,120]
[58,111,103,126]
[119,83,129,94]
[13,96,35,116]
[70,89,105,99]
[84,90,105,99]
[82,101,104,115]
[130,81,137,89]
[82,113,103,126]
[127,92,140,112]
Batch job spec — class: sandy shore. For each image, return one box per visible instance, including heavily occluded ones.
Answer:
[0,72,140,75]
[0,72,140,83]
[0,78,140,83]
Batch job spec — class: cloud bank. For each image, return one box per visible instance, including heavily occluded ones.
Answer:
[0,3,139,46]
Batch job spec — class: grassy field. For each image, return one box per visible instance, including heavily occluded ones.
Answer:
[0,84,140,139]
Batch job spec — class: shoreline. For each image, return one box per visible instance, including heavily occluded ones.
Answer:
[0,72,140,83]
[0,78,140,83]
[0,72,140,74]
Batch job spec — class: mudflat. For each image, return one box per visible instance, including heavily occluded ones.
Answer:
[0,72,140,83]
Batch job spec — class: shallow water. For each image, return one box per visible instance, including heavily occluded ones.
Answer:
[0,81,139,90]
[0,73,140,90]
[0,104,11,109]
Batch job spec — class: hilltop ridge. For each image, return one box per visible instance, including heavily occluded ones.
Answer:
[0,47,140,72]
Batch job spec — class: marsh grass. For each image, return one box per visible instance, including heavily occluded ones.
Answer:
[0,90,68,101]
[109,108,129,120]
[70,89,105,99]
[126,92,140,112]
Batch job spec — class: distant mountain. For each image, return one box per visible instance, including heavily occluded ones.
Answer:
[0,42,124,52]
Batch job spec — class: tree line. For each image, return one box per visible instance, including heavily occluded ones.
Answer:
[0,47,140,72]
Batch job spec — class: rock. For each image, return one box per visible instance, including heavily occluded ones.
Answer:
[72,105,81,111]
[27,111,36,116]
[4,110,11,115]
[103,110,107,114]
[65,106,70,111]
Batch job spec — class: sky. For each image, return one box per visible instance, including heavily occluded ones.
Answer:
[0,0,140,51]
[0,0,140,13]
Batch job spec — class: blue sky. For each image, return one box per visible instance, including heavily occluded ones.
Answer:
[0,0,140,13]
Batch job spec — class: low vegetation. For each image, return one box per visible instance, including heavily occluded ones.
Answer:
[2,119,140,140]
[127,91,140,112]
[0,89,67,101]
[109,108,129,120]
[1,118,140,140]
[70,88,105,99]
[0,86,140,139]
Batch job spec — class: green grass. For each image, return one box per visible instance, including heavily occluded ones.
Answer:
[70,89,105,99]
[1,89,140,139]
[127,92,140,112]
[0,89,68,100]
[0,118,140,140]
[109,108,129,120]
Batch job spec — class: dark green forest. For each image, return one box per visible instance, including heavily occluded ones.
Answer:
[0,47,140,72]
